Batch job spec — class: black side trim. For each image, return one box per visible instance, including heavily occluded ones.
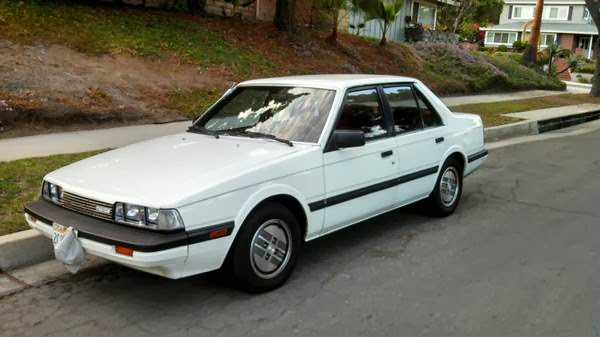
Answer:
[467,149,488,163]
[187,222,235,245]
[24,200,234,252]
[309,166,439,211]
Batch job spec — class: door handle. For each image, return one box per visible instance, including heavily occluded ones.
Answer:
[435,137,445,144]
[381,150,393,158]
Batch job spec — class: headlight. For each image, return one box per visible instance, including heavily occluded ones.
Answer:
[42,181,62,204]
[114,202,184,231]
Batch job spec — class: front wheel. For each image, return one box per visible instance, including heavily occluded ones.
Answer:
[229,203,301,293]
[428,158,463,216]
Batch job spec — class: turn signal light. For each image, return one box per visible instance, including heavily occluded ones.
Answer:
[209,228,229,239]
[115,245,134,256]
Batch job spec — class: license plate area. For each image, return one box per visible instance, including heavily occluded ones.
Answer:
[52,223,68,247]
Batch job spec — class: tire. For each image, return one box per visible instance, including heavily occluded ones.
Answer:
[428,157,463,216]
[229,202,301,293]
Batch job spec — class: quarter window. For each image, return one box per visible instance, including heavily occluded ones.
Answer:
[415,90,443,127]
[383,86,422,134]
[336,88,387,140]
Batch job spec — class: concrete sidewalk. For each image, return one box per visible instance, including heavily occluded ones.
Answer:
[441,89,565,106]
[0,121,190,162]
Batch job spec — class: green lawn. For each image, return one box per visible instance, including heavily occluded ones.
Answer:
[0,1,270,74]
[449,93,600,127]
[0,150,106,236]
[166,86,227,119]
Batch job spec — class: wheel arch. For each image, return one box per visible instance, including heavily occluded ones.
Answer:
[441,146,467,174]
[234,185,310,242]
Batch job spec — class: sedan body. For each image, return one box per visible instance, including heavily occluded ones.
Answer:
[25,75,487,291]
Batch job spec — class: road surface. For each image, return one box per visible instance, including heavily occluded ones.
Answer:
[1,129,600,337]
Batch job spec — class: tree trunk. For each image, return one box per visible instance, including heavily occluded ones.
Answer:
[592,37,600,96]
[522,0,543,65]
[585,0,600,96]
[328,10,339,42]
[275,0,291,31]
[379,23,388,46]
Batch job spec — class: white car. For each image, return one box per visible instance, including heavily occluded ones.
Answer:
[25,75,487,292]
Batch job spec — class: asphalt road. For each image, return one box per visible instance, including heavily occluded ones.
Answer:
[2,129,600,337]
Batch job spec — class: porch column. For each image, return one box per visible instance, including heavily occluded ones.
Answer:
[588,35,594,60]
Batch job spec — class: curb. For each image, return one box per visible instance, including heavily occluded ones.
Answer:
[484,109,600,141]
[484,120,538,142]
[0,229,53,271]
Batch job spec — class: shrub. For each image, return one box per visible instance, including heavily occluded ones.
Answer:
[579,61,596,74]
[412,43,565,92]
[497,45,508,52]
[512,40,527,52]
[577,76,591,84]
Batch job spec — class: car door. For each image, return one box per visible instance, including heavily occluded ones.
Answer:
[320,87,400,233]
[381,84,447,204]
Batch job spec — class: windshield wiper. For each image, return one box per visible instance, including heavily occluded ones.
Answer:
[231,130,294,147]
[188,125,220,139]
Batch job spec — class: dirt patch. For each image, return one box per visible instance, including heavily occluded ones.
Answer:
[0,39,229,138]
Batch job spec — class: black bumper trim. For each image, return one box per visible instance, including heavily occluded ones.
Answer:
[467,149,488,163]
[24,200,234,253]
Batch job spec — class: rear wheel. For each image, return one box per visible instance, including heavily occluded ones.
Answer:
[229,203,301,293]
[428,158,463,216]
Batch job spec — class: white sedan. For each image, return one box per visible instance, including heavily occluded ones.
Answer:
[25,75,487,292]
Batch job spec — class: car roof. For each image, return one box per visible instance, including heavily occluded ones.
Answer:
[239,74,417,90]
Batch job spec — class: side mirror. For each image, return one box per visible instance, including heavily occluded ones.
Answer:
[332,130,365,149]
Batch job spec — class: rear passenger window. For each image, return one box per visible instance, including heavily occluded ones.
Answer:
[415,90,443,127]
[383,86,423,134]
[336,88,388,140]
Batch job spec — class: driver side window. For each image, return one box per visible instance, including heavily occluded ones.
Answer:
[336,88,388,141]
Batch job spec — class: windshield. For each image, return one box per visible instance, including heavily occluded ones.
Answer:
[196,86,336,143]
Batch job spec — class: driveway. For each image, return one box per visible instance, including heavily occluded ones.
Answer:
[1,130,600,337]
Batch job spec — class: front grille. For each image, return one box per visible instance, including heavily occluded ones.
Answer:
[60,192,114,221]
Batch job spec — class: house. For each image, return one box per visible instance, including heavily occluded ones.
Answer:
[343,0,446,42]
[481,0,597,59]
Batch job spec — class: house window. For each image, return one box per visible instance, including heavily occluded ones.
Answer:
[486,32,518,45]
[579,36,591,49]
[542,6,569,20]
[413,2,436,29]
[584,8,592,22]
[540,34,557,47]
[513,6,534,19]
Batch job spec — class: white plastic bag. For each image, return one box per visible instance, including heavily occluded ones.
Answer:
[54,227,85,273]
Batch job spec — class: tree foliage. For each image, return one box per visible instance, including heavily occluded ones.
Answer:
[436,0,502,35]
[357,0,404,46]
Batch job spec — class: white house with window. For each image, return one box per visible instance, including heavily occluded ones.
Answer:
[346,0,447,42]
[481,0,597,58]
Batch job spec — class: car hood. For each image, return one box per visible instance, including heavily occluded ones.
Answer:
[46,133,312,207]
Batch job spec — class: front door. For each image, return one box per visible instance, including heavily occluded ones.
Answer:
[321,87,400,233]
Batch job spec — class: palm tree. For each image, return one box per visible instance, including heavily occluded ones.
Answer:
[522,0,543,65]
[316,0,358,42]
[358,0,405,46]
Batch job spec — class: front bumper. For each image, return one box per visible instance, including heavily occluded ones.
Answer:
[24,200,233,279]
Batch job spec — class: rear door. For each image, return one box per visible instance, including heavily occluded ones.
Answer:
[381,84,447,203]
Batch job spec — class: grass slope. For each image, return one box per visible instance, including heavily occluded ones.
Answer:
[0,1,271,75]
